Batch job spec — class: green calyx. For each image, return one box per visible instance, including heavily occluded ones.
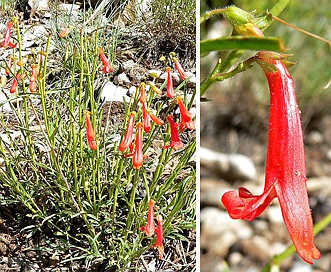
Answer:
[224,6,264,37]
[223,6,254,25]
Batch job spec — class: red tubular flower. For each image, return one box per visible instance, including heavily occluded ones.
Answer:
[147,109,164,125]
[176,96,195,132]
[29,64,38,93]
[133,122,144,169]
[166,67,174,99]
[85,111,97,151]
[173,57,188,80]
[98,47,113,73]
[119,111,136,152]
[140,199,156,236]
[221,51,321,264]
[153,215,164,259]
[1,22,16,49]
[142,102,151,133]
[10,73,20,93]
[164,116,184,150]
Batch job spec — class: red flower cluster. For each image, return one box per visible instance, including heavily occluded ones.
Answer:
[118,55,195,168]
[140,200,164,259]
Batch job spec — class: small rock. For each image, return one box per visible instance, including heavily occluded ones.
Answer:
[114,72,131,88]
[49,255,60,266]
[28,0,49,13]
[228,252,243,267]
[100,82,130,102]
[306,130,323,145]
[201,207,252,256]
[288,258,313,272]
[241,236,273,262]
[266,206,284,224]
[121,60,135,71]
[201,147,257,181]
[200,177,229,207]
[127,86,137,97]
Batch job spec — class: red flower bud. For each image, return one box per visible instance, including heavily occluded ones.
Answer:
[147,109,164,125]
[140,199,156,237]
[29,64,38,93]
[119,111,136,152]
[59,26,73,38]
[85,111,97,151]
[166,67,174,99]
[139,82,147,104]
[10,73,21,93]
[98,47,113,74]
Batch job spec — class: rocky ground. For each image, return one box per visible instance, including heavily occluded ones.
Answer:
[200,92,331,271]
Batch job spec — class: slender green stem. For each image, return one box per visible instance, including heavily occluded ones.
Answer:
[201,56,255,96]
[269,0,292,18]
[125,169,140,239]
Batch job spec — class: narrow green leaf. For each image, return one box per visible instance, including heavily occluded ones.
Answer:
[201,36,286,54]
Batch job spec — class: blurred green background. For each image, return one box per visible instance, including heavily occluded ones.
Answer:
[201,0,331,125]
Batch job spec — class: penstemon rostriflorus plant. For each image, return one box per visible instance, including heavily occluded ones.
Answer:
[0,7,196,270]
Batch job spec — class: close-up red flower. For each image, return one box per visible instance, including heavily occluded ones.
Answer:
[166,67,174,99]
[140,199,156,237]
[173,57,188,80]
[133,122,144,169]
[221,52,321,264]
[164,116,184,150]
[98,47,113,74]
[85,111,97,151]
[153,215,164,259]
[119,111,136,152]
[1,21,16,49]
[176,96,195,132]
